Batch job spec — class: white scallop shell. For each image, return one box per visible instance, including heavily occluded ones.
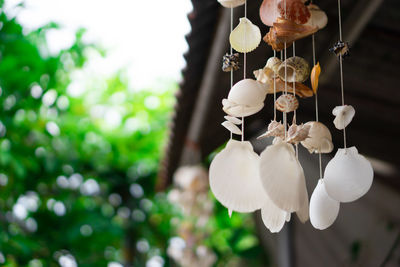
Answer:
[209,139,267,212]
[300,121,334,153]
[230,17,261,53]
[224,115,242,125]
[223,79,267,117]
[221,121,242,135]
[259,138,308,212]
[324,146,374,203]
[218,0,245,8]
[310,179,340,230]
[261,198,287,233]
[305,4,328,30]
[332,105,355,130]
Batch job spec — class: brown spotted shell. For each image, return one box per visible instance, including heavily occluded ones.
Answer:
[277,0,310,25]
[275,94,299,113]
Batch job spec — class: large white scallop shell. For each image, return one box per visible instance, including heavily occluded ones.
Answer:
[324,146,374,203]
[222,79,268,117]
[300,121,333,153]
[218,0,245,8]
[332,105,355,130]
[209,140,266,212]
[230,17,261,53]
[310,179,340,230]
[305,4,328,30]
[259,138,308,212]
[261,198,287,233]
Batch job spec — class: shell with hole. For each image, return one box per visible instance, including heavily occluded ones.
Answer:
[277,56,310,83]
[275,94,299,113]
[218,0,245,8]
[324,146,373,203]
[287,123,311,144]
[261,198,288,233]
[258,120,285,139]
[277,0,310,25]
[230,18,261,53]
[259,138,308,212]
[221,121,242,135]
[300,121,333,153]
[264,18,318,51]
[305,4,328,29]
[209,139,267,212]
[222,79,268,117]
[332,105,355,130]
[310,179,340,230]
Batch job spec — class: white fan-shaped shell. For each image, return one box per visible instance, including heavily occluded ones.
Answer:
[300,121,333,153]
[332,105,355,130]
[223,79,267,117]
[224,115,242,125]
[305,4,328,29]
[261,198,287,233]
[230,17,261,53]
[259,138,308,212]
[221,121,242,135]
[209,140,266,212]
[310,179,340,230]
[218,0,245,8]
[324,147,374,203]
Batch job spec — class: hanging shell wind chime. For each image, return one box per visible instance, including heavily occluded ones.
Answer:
[210,0,372,233]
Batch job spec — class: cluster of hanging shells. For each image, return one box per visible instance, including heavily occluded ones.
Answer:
[213,0,373,233]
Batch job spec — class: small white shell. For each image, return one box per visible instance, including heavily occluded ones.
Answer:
[265,57,282,75]
[253,67,274,84]
[222,121,242,135]
[275,94,299,113]
[332,105,355,130]
[218,0,245,8]
[305,4,328,30]
[230,18,261,53]
[310,179,340,230]
[324,146,374,203]
[223,79,267,117]
[224,115,242,125]
[277,56,310,83]
[300,121,334,153]
[259,138,308,212]
[209,140,267,212]
[257,120,285,140]
[261,198,287,233]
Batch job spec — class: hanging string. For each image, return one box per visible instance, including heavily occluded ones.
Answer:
[337,0,347,149]
[241,0,248,141]
[273,50,277,121]
[283,0,287,140]
[230,8,233,140]
[292,41,299,156]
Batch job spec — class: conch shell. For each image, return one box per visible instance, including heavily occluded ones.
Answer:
[311,62,321,93]
[222,79,268,117]
[209,140,267,212]
[264,18,318,51]
[221,121,242,135]
[259,138,308,212]
[218,0,245,8]
[266,57,282,75]
[300,121,333,153]
[324,146,373,203]
[230,18,261,53]
[277,56,310,83]
[257,120,285,140]
[275,94,299,113]
[332,105,355,130]
[310,179,340,230]
[287,123,310,144]
[305,4,328,30]
[277,0,310,25]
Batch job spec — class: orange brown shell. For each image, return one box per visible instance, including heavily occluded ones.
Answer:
[277,0,310,25]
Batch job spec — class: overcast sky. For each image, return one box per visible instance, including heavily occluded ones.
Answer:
[4,0,193,90]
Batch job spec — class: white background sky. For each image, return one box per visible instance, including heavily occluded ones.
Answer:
[3,0,193,90]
